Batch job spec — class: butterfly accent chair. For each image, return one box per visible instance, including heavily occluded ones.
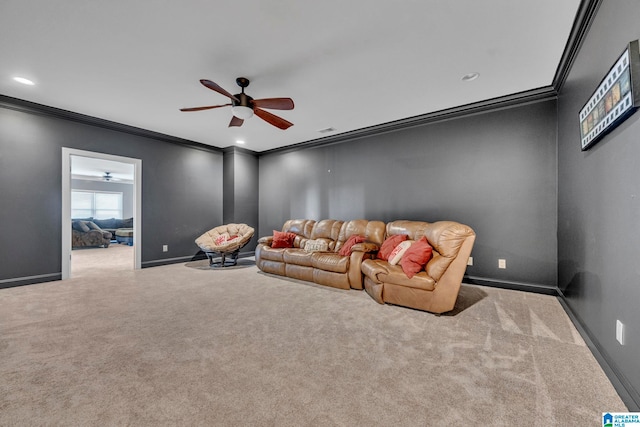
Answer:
[195,223,255,267]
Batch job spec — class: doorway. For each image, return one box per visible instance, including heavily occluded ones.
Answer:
[61,148,142,279]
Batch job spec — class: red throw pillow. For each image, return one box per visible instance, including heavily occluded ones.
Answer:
[378,234,409,261]
[271,230,297,248]
[338,235,366,256]
[400,236,433,278]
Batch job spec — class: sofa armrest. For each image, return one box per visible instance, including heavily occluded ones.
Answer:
[347,250,379,290]
[258,236,273,245]
[351,242,379,253]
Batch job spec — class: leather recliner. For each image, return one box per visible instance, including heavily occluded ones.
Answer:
[361,220,476,314]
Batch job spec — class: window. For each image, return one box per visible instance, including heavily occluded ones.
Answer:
[72,190,123,219]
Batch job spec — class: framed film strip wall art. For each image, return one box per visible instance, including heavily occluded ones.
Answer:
[579,40,640,150]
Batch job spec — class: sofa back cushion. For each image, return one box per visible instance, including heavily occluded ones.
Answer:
[386,220,475,282]
[282,219,316,248]
[92,218,117,230]
[335,219,386,254]
[310,219,344,251]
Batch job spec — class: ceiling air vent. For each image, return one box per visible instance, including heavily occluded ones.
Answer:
[317,127,336,134]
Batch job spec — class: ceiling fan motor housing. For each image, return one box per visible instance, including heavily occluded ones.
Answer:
[231,87,255,119]
[233,92,253,108]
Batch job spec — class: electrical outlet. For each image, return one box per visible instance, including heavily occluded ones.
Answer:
[162,245,168,252]
[498,259,506,269]
[467,256,473,266]
[616,320,625,345]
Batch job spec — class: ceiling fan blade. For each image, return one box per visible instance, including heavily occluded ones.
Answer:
[200,79,240,102]
[229,116,244,127]
[254,107,293,130]
[252,98,295,110]
[180,104,231,112]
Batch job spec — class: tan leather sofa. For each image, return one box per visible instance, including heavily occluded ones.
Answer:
[361,220,476,314]
[255,219,385,290]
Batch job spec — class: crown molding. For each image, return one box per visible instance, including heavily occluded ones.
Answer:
[0,94,222,154]
[261,86,557,155]
[552,0,603,91]
[222,145,259,156]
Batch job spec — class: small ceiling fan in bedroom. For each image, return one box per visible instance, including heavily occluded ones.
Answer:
[180,77,294,129]
[103,172,118,182]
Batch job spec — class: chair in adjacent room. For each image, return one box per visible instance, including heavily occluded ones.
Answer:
[195,223,255,267]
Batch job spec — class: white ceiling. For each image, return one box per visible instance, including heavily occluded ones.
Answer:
[0,1,581,152]
[71,155,134,183]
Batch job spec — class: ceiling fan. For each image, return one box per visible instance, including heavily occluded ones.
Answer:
[103,172,118,182]
[180,77,294,129]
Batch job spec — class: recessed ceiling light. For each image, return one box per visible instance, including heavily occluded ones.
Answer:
[236,140,245,145]
[461,72,480,82]
[13,76,35,85]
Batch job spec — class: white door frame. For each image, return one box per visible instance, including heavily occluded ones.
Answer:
[62,148,142,279]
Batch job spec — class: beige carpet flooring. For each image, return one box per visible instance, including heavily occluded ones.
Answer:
[0,255,627,426]
[71,243,134,278]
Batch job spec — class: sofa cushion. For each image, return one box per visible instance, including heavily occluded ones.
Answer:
[362,259,436,291]
[283,249,314,267]
[388,240,413,265]
[272,230,297,248]
[92,218,118,230]
[338,235,366,256]
[378,234,408,261]
[258,246,286,262]
[304,239,329,252]
[310,220,344,251]
[400,237,433,278]
[311,252,349,274]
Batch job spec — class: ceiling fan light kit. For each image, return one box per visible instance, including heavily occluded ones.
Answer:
[231,105,254,119]
[181,76,294,130]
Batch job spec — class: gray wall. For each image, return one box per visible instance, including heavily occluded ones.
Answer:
[557,0,640,408]
[71,179,134,219]
[0,99,223,283]
[222,147,259,252]
[259,100,558,289]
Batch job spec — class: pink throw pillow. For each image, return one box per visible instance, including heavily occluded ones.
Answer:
[400,236,433,278]
[378,234,408,261]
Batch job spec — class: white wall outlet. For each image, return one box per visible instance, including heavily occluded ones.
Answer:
[616,320,625,345]
[467,256,473,266]
[162,245,168,252]
[498,258,506,269]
